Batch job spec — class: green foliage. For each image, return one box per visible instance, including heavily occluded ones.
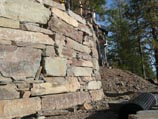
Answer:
[106,0,156,79]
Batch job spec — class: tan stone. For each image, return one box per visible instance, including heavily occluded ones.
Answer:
[92,48,99,59]
[42,92,91,110]
[87,81,102,90]
[78,24,92,36]
[52,8,78,27]
[70,67,93,76]
[80,77,94,82]
[0,17,19,28]
[44,57,67,76]
[36,0,65,10]
[0,84,19,100]
[0,97,41,118]
[89,89,104,101]
[62,47,73,58]
[0,0,50,24]
[20,23,54,35]
[0,28,54,45]
[0,39,11,45]
[66,37,91,54]
[49,17,83,43]
[68,10,86,24]
[15,42,46,49]
[31,77,80,96]
[72,59,93,68]
[0,45,41,80]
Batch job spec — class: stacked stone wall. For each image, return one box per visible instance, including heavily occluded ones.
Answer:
[0,0,104,118]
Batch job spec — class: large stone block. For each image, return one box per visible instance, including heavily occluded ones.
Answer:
[66,37,91,54]
[31,77,80,96]
[0,17,19,28]
[0,45,41,80]
[0,28,54,45]
[52,8,78,27]
[42,92,91,110]
[20,23,54,35]
[87,81,102,90]
[0,0,50,24]
[78,24,92,36]
[36,0,65,10]
[48,17,83,43]
[69,67,93,76]
[71,59,93,68]
[0,97,41,118]
[44,57,67,76]
[0,84,19,100]
[68,10,86,24]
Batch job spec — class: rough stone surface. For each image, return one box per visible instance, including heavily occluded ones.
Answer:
[0,0,50,24]
[0,39,11,45]
[42,92,91,110]
[87,81,102,90]
[36,0,65,10]
[21,23,54,35]
[52,8,78,27]
[0,84,19,100]
[89,89,104,101]
[0,45,41,80]
[49,17,83,43]
[71,59,93,68]
[0,28,54,45]
[44,57,67,76]
[78,24,92,36]
[44,46,56,57]
[92,58,100,70]
[0,17,19,28]
[66,37,91,54]
[31,77,80,95]
[0,97,41,118]
[68,10,86,24]
[69,67,93,76]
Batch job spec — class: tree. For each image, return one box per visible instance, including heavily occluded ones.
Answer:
[106,0,155,79]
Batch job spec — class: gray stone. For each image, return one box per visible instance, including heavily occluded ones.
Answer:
[87,81,102,90]
[31,77,80,95]
[20,23,54,35]
[0,17,19,28]
[42,92,91,110]
[0,74,12,84]
[44,57,67,76]
[52,8,78,27]
[0,45,41,80]
[48,17,83,43]
[0,97,41,118]
[92,58,100,70]
[44,46,56,57]
[68,10,86,24]
[0,0,51,24]
[36,0,65,10]
[0,84,19,100]
[0,28,54,45]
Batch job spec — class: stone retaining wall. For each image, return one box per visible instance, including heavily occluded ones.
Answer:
[0,0,104,118]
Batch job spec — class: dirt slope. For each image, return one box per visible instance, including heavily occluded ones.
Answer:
[100,67,158,94]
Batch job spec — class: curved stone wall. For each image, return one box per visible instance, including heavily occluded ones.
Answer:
[0,0,104,118]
